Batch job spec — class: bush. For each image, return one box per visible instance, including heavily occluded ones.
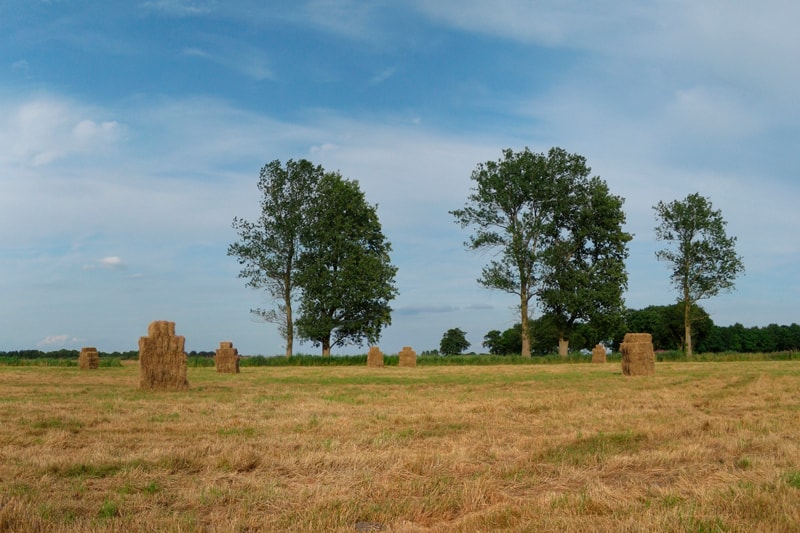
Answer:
[241,355,371,366]
[0,357,74,367]
[0,356,123,367]
[187,357,215,368]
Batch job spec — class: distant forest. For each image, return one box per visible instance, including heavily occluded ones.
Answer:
[2,316,800,359]
[481,303,800,356]
[621,305,800,353]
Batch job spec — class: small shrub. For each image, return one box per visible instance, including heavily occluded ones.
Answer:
[187,356,215,367]
[240,354,369,366]
[98,499,119,518]
[142,481,161,495]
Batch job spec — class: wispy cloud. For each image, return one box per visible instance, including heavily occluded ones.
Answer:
[396,305,460,316]
[369,67,396,85]
[412,1,630,47]
[302,0,382,40]
[412,0,800,110]
[11,59,29,76]
[464,303,493,311]
[663,86,764,141]
[82,256,128,271]
[180,45,274,80]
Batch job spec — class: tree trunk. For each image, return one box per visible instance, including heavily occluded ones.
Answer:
[558,336,569,357]
[520,298,531,358]
[285,300,293,358]
[284,270,293,358]
[322,337,331,357]
[684,295,693,357]
[683,262,693,357]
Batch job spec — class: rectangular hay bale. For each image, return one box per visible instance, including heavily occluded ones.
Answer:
[139,320,189,391]
[215,341,240,374]
[79,347,100,370]
[398,346,417,368]
[591,344,606,364]
[620,333,655,376]
[367,346,384,368]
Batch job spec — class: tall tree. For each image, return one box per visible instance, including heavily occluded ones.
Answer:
[538,177,632,355]
[451,147,597,357]
[440,328,471,355]
[654,193,744,356]
[228,159,323,357]
[294,173,398,356]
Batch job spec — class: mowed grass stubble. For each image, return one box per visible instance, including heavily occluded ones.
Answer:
[0,361,798,532]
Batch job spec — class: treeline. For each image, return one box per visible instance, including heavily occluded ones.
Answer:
[482,304,800,355]
[0,349,130,359]
[0,349,223,360]
[623,304,800,353]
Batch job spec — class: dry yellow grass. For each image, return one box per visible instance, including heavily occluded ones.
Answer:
[1,361,799,532]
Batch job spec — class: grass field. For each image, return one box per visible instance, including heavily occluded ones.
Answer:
[1,361,798,532]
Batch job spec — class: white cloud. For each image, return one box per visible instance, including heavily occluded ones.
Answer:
[309,142,338,155]
[0,96,123,168]
[100,256,127,270]
[72,119,122,146]
[36,334,80,348]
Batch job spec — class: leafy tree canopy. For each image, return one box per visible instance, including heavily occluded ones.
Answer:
[440,328,471,355]
[452,147,628,357]
[538,176,631,354]
[483,326,522,356]
[294,173,398,356]
[228,159,323,357]
[654,193,744,356]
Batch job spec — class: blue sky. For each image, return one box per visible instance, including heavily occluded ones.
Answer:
[1,1,798,355]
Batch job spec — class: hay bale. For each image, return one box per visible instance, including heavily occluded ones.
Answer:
[79,347,99,370]
[367,346,384,368]
[398,346,417,368]
[620,332,655,376]
[215,341,240,374]
[138,320,189,391]
[591,344,606,364]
